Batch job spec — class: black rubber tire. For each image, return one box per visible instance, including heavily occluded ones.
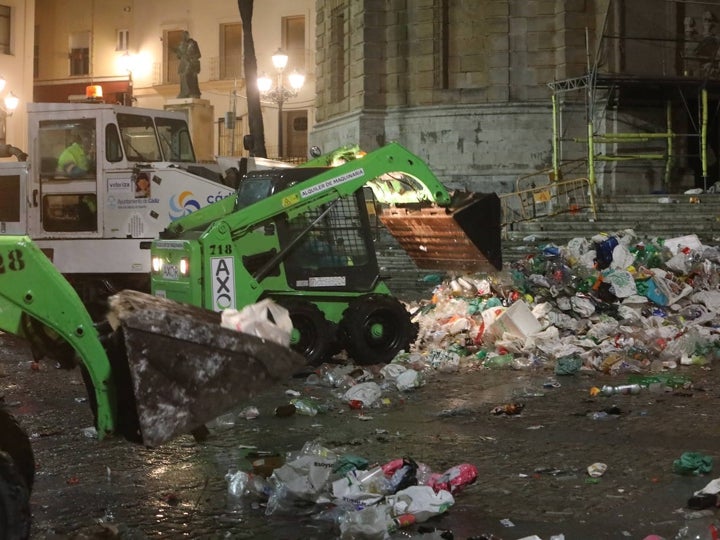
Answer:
[278,299,337,366]
[0,451,31,540]
[339,294,418,365]
[0,407,35,494]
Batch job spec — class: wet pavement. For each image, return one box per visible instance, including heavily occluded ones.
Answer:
[2,331,720,540]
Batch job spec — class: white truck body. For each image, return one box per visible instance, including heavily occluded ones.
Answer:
[0,102,271,298]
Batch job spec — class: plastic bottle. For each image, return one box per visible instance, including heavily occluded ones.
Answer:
[225,469,250,497]
[600,384,641,396]
[388,513,416,532]
[483,353,514,368]
[628,373,691,389]
[290,397,319,416]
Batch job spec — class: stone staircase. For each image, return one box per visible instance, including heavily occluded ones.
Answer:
[376,193,720,300]
[502,193,720,262]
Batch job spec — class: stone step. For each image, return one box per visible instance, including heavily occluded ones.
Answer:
[501,194,720,263]
[378,194,720,292]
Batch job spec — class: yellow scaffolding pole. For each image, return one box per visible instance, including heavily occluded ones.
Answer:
[552,93,560,180]
[665,100,673,190]
[702,87,708,190]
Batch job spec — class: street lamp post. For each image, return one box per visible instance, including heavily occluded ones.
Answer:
[258,48,304,158]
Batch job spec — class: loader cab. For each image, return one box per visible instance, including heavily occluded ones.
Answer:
[278,188,381,292]
[236,167,381,292]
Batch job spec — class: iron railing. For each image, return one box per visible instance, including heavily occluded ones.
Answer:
[499,176,597,236]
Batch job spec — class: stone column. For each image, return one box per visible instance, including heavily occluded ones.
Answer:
[164,98,214,162]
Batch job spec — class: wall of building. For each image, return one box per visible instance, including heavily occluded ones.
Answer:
[32,0,315,158]
[1,0,35,151]
[311,0,605,192]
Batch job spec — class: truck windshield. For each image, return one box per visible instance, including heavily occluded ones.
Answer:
[155,117,196,162]
[117,113,162,162]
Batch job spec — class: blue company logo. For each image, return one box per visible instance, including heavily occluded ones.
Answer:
[169,191,201,221]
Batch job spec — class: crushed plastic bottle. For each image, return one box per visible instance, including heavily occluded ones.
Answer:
[226,469,250,497]
[599,384,641,396]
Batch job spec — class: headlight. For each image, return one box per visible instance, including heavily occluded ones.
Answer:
[179,258,189,276]
[151,256,163,273]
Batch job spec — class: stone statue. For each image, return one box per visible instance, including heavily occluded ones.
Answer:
[177,31,202,99]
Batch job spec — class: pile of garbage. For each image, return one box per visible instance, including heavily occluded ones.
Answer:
[216,230,719,540]
[408,230,720,375]
[225,440,477,539]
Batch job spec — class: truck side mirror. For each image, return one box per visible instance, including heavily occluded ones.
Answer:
[243,134,254,151]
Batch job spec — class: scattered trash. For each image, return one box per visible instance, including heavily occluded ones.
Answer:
[673,521,719,540]
[490,403,525,416]
[220,298,293,347]
[211,227,720,538]
[587,462,608,478]
[342,381,383,407]
[590,384,641,396]
[673,452,714,476]
[290,397,322,416]
[222,439,471,537]
[426,463,478,494]
[251,454,284,478]
[237,406,260,419]
[274,404,297,417]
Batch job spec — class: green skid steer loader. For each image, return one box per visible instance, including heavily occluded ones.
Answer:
[0,236,307,539]
[150,142,502,365]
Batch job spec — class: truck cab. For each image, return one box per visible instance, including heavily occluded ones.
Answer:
[0,102,238,307]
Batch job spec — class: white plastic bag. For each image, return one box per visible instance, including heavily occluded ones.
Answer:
[602,268,637,298]
[343,381,382,406]
[221,299,293,347]
[270,453,336,501]
[386,485,454,523]
[339,504,391,540]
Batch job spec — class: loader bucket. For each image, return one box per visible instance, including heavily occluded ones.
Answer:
[379,192,503,273]
[106,290,307,447]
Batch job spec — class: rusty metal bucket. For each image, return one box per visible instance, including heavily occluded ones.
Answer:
[379,192,502,273]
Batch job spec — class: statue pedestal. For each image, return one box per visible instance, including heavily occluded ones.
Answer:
[164,98,214,162]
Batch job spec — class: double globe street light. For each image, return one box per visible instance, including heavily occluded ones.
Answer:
[257,48,305,158]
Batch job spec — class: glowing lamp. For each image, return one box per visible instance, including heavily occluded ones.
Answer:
[86,85,103,99]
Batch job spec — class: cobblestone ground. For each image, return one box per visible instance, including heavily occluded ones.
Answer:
[2,331,720,540]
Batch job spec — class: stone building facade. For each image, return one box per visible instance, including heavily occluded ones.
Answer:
[311,0,605,194]
[310,0,720,195]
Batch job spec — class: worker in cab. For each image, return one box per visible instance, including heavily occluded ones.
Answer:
[57,130,92,177]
